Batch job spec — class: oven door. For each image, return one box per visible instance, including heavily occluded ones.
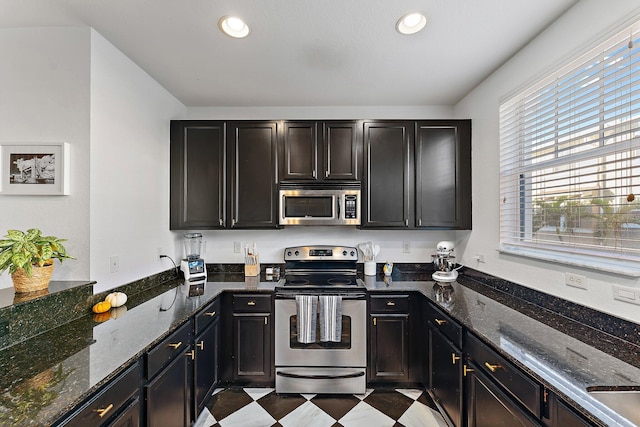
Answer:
[274,296,366,367]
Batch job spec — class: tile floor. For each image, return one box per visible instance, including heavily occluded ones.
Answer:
[194,387,449,427]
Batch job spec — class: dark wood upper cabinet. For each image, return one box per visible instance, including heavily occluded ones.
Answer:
[227,121,279,229]
[280,120,359,182]
[415,120,471,229]
[362,120,471,230]
[362,121,413,228]
[170,121,226,230]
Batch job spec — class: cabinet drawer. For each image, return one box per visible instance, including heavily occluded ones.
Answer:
[466,332,542,418]
[370,294,409,313]
[426,302,462,348]
[146,320,192,379]
[233,294,271,312]
[195,297,220,333]
[61,361,140,427]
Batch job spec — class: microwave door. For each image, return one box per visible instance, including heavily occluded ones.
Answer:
[281,193,337,224]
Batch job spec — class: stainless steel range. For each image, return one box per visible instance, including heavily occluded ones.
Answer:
[275,245,366,394]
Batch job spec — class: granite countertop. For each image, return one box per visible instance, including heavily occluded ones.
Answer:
[1,271,638,426]
[364,273,640,427]
[0,275,276,427]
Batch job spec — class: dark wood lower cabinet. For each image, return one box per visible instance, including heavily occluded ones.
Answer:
[369,313,409,382]
[430,326,463,427]
[145,346,193,427]
[467,364,539,427]
[233,313,272,383]
[109,398,140,427]
[544,391,594,427]
[194,320,219,413]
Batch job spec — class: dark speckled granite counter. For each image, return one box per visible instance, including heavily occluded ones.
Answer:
[364,272,640,427]
[0,274,276,426]
[1,267,639,426]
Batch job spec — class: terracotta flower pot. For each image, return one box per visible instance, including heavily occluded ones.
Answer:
[11,262,55,293]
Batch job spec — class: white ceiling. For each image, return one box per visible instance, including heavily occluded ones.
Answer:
[0,0,578,107]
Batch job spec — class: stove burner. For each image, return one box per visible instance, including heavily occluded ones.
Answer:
[327,277,353,286]
[287,279,310,286]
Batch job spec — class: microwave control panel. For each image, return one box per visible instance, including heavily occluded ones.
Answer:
[344,195,358,219]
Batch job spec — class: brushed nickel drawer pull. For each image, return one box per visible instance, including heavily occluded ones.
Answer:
[168,342,182,350]
[95,403,114,418]
[197,341,204,350]
[434,318,447,326]
[205,311,216,317]
[247,301,256,306]
[452,353,461,365]
[484,362,502,372]
[386,301,396,306]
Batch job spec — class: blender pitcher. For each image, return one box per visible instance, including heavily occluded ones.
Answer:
[183,233,203,260]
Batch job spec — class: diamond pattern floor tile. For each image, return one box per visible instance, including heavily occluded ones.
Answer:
[196,387,445,427]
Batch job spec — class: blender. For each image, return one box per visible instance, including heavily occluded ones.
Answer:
[180,233,207,281]
[431,241,458,284]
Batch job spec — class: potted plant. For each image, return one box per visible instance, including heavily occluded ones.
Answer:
[0,228,74,293]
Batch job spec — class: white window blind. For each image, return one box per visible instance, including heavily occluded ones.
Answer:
[499,22,640,271]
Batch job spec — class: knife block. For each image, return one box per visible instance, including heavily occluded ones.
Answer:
[244,260,260,277]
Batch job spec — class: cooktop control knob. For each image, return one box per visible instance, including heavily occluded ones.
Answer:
[350,250,356,257]
[294,250,300,256]
[342,250,347,256]
[286,251,292,257]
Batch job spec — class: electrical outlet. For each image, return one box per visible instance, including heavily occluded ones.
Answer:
[565,273,587,290]
[403,241,410,253]
[612,284,640,305]
[109,255,119,273]
[234,241,241,253]
[473,254,486,263]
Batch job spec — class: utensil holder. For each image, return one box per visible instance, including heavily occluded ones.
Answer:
[364,261,376,276]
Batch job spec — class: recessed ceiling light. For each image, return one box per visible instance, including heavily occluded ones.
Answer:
[218,16,250,38]
[396,12,427,35]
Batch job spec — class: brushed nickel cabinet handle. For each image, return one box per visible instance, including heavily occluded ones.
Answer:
[434,318,447,326]
[186,350,195,360]
[167,342,182,350]
[205,311,216,317]
[452,354,461,365]
[464,365,474,377]
[95,403,114,418]
[197,341,204,350]
[247,301,256,306]
[386,301,396,306]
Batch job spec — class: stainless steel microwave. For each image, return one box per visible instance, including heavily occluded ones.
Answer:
[279,185,361,226]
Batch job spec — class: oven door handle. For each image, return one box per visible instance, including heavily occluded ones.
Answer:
[276,371,365,380]
[275,293,366,300]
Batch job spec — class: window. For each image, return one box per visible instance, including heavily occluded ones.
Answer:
[499,22,640,274]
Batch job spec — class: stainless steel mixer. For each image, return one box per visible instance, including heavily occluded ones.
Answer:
[431,240,458,283]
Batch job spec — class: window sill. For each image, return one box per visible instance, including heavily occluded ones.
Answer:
[499,244,640,277]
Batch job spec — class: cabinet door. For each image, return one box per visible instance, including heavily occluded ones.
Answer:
[228,121,279,228]
[146,347,192,427]
[194,319,219,413]
[467,365,539,427]
[430,327,463,427]
[323,121,359,180]
[233,313,272,383]
[415,120,471,229]
[369,314,409,383]
[363,121,413,228]
[544,391,593,427]
[107,398,140,427]
[170,121,226,229]
[281,121,318,180]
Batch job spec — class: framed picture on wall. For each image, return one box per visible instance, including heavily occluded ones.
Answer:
[0,143,70,195]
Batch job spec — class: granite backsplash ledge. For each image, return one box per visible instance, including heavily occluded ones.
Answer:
[460,268,640,367]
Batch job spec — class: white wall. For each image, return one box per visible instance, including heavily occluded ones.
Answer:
[89,30,186,293]
[0,27,91,289]
[455,0,640,323]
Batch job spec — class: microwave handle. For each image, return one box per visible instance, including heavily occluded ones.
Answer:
[337,196,342,219]
[281,194,286,220]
